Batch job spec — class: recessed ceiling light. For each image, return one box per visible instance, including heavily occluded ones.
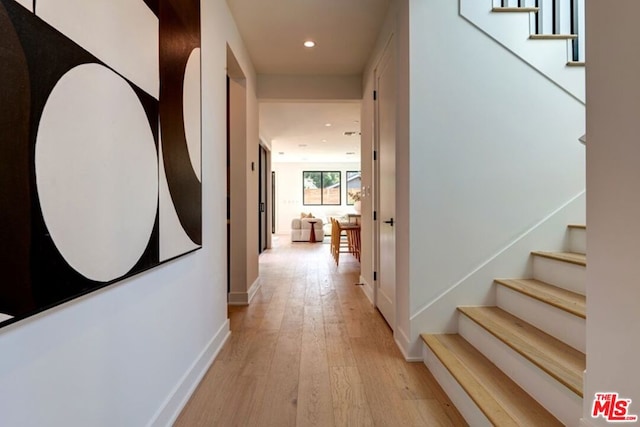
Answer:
[324,123,332,127]
[303,40,316,48]
[321,139,327,142]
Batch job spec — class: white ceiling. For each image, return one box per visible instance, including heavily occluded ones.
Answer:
[227,0,390,163]
[261,102,361,163]
[226,0,391,75]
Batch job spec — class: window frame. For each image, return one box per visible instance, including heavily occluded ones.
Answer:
[302,171,342,206]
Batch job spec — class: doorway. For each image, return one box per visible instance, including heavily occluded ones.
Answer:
[259,145,268,253]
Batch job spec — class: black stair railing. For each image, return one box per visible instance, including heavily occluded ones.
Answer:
[496,0,585,62]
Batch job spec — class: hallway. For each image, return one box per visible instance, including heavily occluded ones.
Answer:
[175,237,465,426]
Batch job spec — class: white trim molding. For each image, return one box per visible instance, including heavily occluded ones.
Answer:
[228,277,261,305]
[358,275,374,305]
[148,319,231,427]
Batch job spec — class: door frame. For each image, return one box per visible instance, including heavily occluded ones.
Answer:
[373,34,396,327]
[258,142,272,253]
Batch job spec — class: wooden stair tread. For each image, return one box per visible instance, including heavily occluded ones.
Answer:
[530,34,578,40]
[422,334,563,426]
[532,251,586,266]
[492,7,539,13]
[494,278,585,318]
[457,306,585,396]
[567,224,586,229]
[567,61,586,67]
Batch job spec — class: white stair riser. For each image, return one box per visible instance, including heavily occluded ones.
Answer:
[458,314,582,427]
[496,286,585,352]
[422,345,492,427]
[568,228,586,254]
[533,256,585,295]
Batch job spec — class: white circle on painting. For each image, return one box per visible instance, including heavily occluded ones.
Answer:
[35,63,158,282]
[183,47,202,182]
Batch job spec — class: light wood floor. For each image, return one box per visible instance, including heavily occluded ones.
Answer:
[175,236,466,426]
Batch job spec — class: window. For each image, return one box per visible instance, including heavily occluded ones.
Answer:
[346,171,361,205]
[303,171,341,205]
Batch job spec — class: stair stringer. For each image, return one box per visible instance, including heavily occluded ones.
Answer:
[460,0,585,103]
[408,191,585,357]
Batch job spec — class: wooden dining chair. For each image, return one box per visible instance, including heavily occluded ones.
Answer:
[330,218,360,265]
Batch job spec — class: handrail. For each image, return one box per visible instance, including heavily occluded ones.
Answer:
[496,0,585,62]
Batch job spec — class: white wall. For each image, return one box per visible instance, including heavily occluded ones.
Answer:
[227,30,260,305]
[272,161,361,233]
[228,75,249,301]
[584,1,640,425]
[406,0,586,357]
[0,1,257,425]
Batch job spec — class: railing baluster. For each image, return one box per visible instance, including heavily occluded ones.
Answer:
[535,0,541,34]
[570,0,578,61]
[577,0,585,61]
[492,0,585,62]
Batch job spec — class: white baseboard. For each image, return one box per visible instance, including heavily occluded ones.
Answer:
[247,277,261,304]
[358,275,374,305]
[228,277,261,305]
[395,326,422,362]
[148,319,231,427]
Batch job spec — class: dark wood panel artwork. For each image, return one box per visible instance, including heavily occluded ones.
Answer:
[160,0,202,245]
[0,0,201,328]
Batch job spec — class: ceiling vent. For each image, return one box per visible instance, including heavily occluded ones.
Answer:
[343,131,361,136]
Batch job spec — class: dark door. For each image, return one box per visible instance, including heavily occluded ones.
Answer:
[258,145,268,253]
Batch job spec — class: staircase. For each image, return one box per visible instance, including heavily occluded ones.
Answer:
[422,224,586,426]
[461,0,586,102]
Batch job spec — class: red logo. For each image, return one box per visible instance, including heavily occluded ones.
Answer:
[592,393,638,422]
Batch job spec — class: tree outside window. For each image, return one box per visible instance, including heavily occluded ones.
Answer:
[303,171,341,205]
[346,171,361,205]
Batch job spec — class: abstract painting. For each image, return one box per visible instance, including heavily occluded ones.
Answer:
[0,0,201,327]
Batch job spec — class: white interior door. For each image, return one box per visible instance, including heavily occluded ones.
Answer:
[375,38,396,330]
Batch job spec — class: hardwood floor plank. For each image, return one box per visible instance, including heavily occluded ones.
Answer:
[239,330,278,377]
[324,323,357,367]
[350,337,427,426]
[174,360,243,426]
[259,301,286,331]
[210,373,268,426]
[404,399,460,426]
[296,306,335,426]
[175,236,464,426]
[329,367,374,426]
[248,327,303,426]
[215,329,255,362]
